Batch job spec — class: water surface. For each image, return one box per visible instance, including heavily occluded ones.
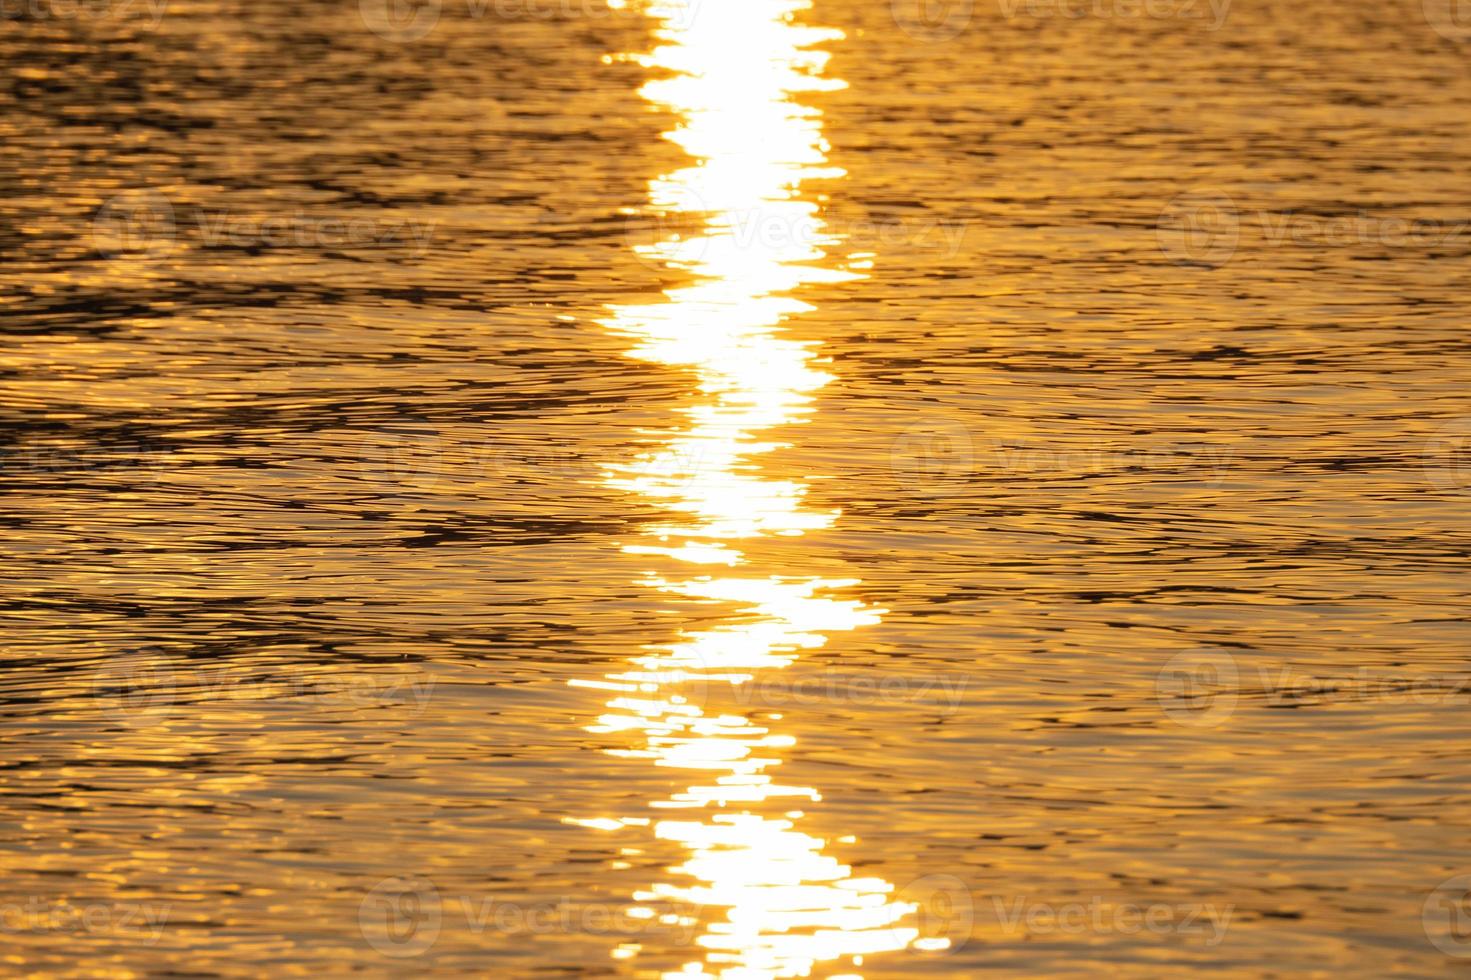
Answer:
[2,0,1471,976]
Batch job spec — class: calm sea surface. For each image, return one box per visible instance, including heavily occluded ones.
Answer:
[3,0,1471,976]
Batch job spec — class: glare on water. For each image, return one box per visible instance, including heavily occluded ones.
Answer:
[574,1,931,976]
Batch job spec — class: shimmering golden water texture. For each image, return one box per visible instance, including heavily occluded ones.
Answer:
[2,0,1470,976]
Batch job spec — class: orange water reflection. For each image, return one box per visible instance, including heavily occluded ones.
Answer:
[569,1,933,976]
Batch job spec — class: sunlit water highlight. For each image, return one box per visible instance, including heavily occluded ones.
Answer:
[571,1,927,975]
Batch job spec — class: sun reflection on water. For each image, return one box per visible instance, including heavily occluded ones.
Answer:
[569,1,932,976]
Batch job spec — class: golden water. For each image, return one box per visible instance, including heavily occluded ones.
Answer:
[2,0,1470,976]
